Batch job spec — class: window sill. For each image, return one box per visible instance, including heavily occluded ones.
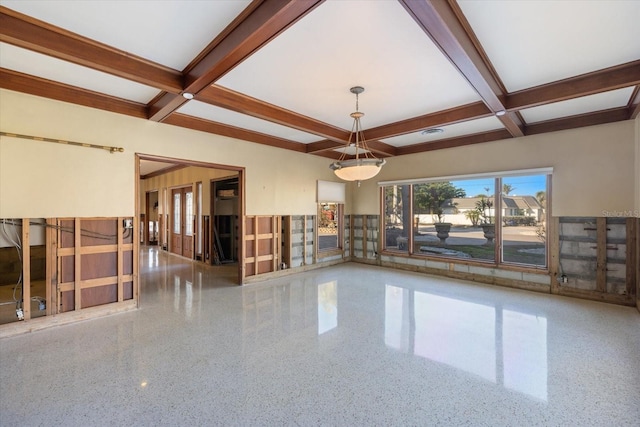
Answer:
[380,250,549,274]
[317,248,343,259]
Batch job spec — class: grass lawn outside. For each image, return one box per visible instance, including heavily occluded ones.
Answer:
[414,241,545,266]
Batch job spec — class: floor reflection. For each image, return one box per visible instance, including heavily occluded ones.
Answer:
[242,278,319,350]
[385,284,547,400]
[503,309,547,400]
[317,281,337,334]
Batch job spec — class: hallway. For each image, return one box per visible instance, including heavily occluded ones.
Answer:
[1,247,639,425]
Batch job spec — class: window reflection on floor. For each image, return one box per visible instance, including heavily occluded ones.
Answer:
[147,248,159,268]
[317,281,338,335]
[503,310,547,400]
[384,286,411,353]
[174,275,181,313]
[385,284,547,400]
[171,275,199,319]
[414,292,496,382]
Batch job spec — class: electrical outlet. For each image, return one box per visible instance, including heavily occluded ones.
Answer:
[39,301,46,311]
[16,308,24,320]
[123,219,133,229]
[561,274,568,283]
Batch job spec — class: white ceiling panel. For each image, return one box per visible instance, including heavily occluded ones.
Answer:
[0,42,160,103]
[218,0,481,130]
[1,0,637,158]
[458,0,640,92]
[1,0,250,70]
[380,116,505,148]
[177,101,323,144]
[520,87,635,124]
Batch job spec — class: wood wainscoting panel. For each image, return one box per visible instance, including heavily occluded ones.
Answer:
[244,216,280,279]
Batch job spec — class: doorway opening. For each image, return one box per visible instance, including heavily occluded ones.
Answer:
[137,154,244,284]
[211,177,239,265]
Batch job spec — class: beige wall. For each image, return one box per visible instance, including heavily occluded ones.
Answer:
[352,120,637,217]
[1,89,636,219]
[0,90,340,218]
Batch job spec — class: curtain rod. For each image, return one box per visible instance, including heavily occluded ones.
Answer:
[0,132,124,154]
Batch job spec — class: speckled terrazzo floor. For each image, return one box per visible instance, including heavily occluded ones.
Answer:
[1,248,639,426]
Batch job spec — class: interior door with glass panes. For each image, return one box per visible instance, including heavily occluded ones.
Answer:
[171,186,194,258]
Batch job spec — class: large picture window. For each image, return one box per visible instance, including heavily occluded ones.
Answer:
[413,178,495,262]
[382,170,550,269]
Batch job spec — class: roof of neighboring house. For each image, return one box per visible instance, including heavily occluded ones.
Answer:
[443,195,543,211]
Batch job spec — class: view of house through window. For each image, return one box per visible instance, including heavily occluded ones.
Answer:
[501,175,547,266]
[383,172,549,268]
[413,178,496,262]
[318,203,342,252]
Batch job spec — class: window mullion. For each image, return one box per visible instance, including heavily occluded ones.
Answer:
[496,177,502,266]
[408,185,414,255]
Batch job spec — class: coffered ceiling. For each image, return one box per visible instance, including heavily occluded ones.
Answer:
[1,0,639,162]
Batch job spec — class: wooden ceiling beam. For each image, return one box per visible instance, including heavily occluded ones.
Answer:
[0,6,182,93]
[305,138,397,157]
[395,129,512,156]
[366,141,398,157]
[364,101,492,141]
[0,68,148,118]
[311,150,343,160]
[306,139,342,154]
[524,108,630,136]
[507,60,640,111]
[198,85,350,142]
[399,0,523,137]
[163,113,307,153]
[148,0,324,122]
[626,86,640,120]
[199,85,397,156]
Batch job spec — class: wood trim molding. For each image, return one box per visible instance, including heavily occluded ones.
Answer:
[141,164,188,180]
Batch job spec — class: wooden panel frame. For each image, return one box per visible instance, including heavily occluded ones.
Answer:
[243,215,280,277]
[21,219,31,320]
[0,216,138,330]
[595,218,607,292]
[74,218,82,310]
[626,218,637,298]
[54,217,137,312]
[46,218,57,315]
[282,216,292,269]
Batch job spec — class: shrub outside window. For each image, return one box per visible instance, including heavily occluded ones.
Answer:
[382,172,549,269]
